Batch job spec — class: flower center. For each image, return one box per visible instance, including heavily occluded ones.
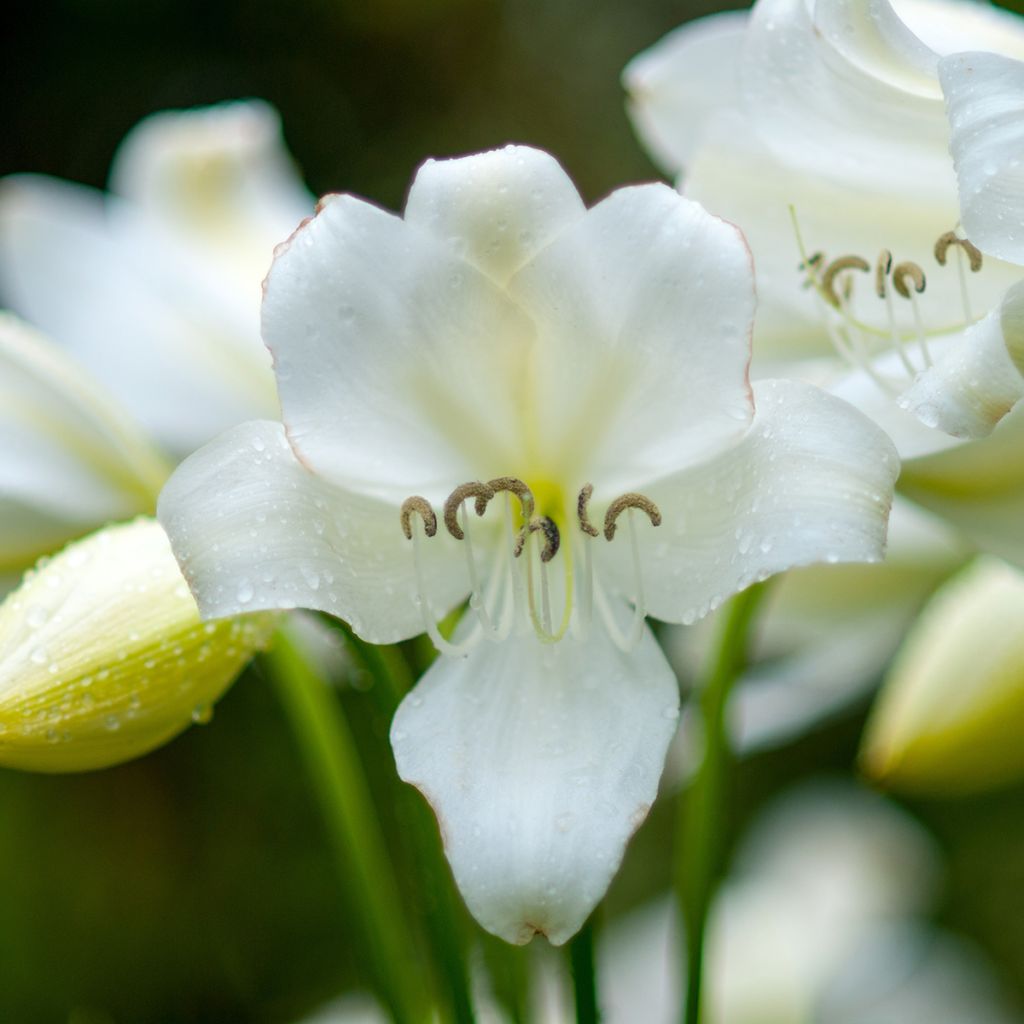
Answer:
[792,209,985,397]
[400,476,662,657]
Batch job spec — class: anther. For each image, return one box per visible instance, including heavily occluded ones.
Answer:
[935,231,983,273]
[480,477,535,520]
[400,496,436,539]
[513,516,561,562]
[443,481,494,540]
[821,255,870,308]
[576,484,600,537]
[892,262,926,299]
[875,249,892,299]
[604,494,662,541]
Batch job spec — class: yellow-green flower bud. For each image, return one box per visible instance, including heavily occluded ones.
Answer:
[861,557,1024,795]
[0,517,277,772]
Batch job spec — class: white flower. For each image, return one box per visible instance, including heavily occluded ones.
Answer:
[624,0,1024,445]
[0,313,168,586]
[0,100,311,457]
[158,145,898,944]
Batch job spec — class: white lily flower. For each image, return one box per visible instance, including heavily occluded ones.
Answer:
[0,312,169,585]
[624,0,1024,447]
[0,100,312,457]
[158,145,898,944]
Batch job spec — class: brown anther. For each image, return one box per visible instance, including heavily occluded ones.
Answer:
[875,249,892,299]
[513,516,561,562]
[892,261,926,299]
[479,477,535,520]
[934,231,983,272]
[820,255,870,308]
[577,484,600,537]
[400,496,437,539]
[604,494,662,541]
[443,481,494,540]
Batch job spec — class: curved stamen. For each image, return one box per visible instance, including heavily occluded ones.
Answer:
[514,516,560,562]
[875,249,892,300]
[821,255,870,309]
[892,261,926,300]
[576,483,600,537]
[935,231,983,273]
[604,493,661,541]
[443,481,494,540]
[400,496,437,539]
[481,477,535,521]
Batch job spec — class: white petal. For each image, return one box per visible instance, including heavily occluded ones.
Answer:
[898,401,1024,567]
[596,379,898,625]
[391,616,679,945]
[262,194,535,499]
[404,145,585,285]
[622,11,749,176]
[0,314,167,569]
[0,175,276,454]
[157,421,470,643]
[507,184,755,491]
[109,99,312,286]
[738,0,952,188]
[940,51,1024,265]
[899,280,1024,438]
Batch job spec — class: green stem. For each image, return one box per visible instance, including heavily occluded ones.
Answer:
[265,624,424,1024]
[677,583,770,1024]
[320,616,477,1024]
[570,917,599,1024]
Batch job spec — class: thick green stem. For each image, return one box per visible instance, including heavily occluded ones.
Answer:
[570,917,599,1024]
[265,624,424,1024]
[677,583,770,1024]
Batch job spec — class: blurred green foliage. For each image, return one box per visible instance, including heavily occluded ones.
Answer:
[3,0,1024,1020]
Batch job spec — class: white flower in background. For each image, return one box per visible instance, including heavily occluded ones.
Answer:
[625,0,1024,440]
[0,100,312,457]
[158,145,898,944]
[0,313,169,587]
[593,784,1018,1024]
[863,556,1024,794]
[0,518,276,773]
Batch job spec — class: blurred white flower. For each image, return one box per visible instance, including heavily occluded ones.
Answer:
[0,313,168,587]
[158,145,897,944]
[625,0,1024,565]
[595,784,1018,1024]
[0,100,312,457]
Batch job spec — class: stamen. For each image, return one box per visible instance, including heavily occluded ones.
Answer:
[934,231,983,273]
[576,483,600,537]
[892,261,926,300]
[935,230,982,325]
[443,481,494,540]
[604,494,661,541]
[400,496,436,539]
[875,249,892,299]
[514,516,560,562]
[821,256,870,309]
[482,477,535,521]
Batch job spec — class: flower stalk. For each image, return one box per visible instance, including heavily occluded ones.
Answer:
[676,582,770,1024]
[264,624,426,1024]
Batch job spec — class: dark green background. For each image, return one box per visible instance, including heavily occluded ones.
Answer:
[3,1,1024,1021]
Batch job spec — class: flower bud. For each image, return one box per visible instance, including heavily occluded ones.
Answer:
[0,517,276,772]
[861,557,1024,794]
